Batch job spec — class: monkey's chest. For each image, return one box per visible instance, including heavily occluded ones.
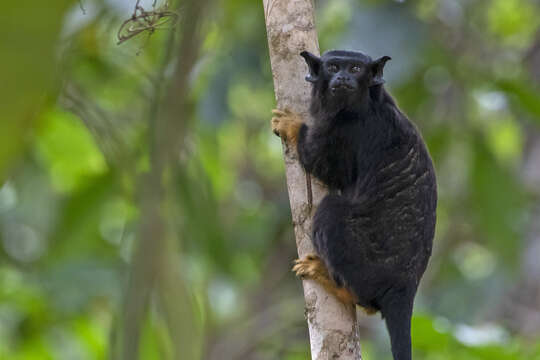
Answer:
[310,136,359,190]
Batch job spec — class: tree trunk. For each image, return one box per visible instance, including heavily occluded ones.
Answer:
[262,1,361,359]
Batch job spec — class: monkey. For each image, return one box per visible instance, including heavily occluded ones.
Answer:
[271,50,437,360]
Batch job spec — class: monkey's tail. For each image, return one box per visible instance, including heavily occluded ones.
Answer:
[379,289,415,360]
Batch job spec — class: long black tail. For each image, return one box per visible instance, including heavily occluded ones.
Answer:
[379,290,415,360]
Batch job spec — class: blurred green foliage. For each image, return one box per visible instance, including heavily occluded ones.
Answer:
[2,0,540,359]
[0,0,74,182]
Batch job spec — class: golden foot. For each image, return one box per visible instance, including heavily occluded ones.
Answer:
[292,254,320,279]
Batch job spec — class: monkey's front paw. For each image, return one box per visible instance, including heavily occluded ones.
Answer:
[271,109,303,145]
[292,254,321,279]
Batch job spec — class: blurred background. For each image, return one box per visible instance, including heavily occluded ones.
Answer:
[3,0,540,359]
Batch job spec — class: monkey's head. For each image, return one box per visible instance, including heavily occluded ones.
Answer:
[300,50,390,108]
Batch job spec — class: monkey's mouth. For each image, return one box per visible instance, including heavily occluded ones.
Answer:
[330,83,355,93]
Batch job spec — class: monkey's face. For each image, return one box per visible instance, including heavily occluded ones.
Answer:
[300,50,391,101]
[324,58,370,97]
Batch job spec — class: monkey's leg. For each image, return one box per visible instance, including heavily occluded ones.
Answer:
[271,109,304,146]
[292,254,358,306]
[310,195,381,315]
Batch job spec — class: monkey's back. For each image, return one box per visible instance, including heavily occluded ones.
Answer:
[311,106,437,308]
[354,130,436,285]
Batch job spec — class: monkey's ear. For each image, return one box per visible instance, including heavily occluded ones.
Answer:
[300,51,321,83]
[370,56,391,87]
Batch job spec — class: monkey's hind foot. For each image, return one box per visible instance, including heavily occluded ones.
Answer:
[292,254,324,279]
[292,254,358,306]
[271,109,303,146]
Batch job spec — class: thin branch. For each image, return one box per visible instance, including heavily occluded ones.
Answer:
[78,0,86,15]
[117,1,179,45]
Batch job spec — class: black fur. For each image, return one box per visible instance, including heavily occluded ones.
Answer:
[298,50,437,360]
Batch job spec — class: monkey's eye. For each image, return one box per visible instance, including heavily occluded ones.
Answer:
[350,65,362,73]
[327,64,338,73]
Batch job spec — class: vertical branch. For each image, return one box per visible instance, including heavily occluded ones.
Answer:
[262,0,361,359]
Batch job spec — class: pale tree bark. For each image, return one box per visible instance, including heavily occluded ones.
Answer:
[262,0,361,359]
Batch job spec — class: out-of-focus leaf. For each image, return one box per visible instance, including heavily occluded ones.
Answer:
[412,314,451,352]
[469,136,526,265]
[46,173,118,263]
[487,0,540,47]
[0,0,74,182]
[139,311,173,360]
[73,314,108,359]
[497,79,540,124]
[35,107,107,193]
[485,117,522,165]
